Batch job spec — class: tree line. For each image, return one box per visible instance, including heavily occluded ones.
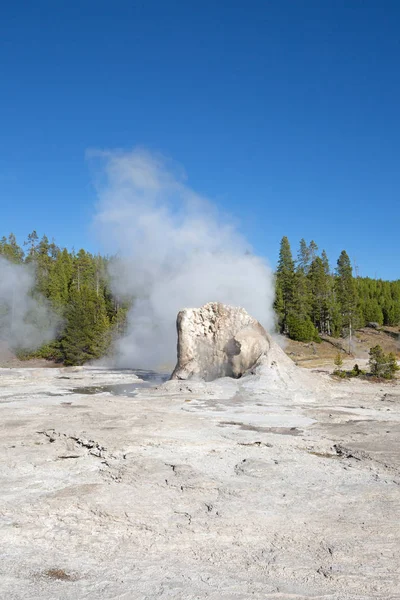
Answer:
[0,232,130,364]
[1,231,399,364]
[275,236,400,342]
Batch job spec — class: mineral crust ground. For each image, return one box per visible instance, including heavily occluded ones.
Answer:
[0,365,399,599]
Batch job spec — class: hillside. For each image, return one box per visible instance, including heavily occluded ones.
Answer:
[285,326,400,369]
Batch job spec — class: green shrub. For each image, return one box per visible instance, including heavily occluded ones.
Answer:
[333,369,347,378]
[15,340,64,362]
[334,352,343,369]
[287,315,320,343]
[350,363,365,377]
[368,345,399,379]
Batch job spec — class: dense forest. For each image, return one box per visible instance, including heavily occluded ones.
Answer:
[0,231,399,364]
[275,236,400,342]
[0,232,130,365]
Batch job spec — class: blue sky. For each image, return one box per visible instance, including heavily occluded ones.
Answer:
[1,0,399,279]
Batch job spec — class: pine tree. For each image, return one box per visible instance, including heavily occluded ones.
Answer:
[0,234,24,263]
[308,256,331,334]
[276,236,295,333]
[297,239,311,273]
[34,235,53,296]
[47,249,73,309]
[293,268,312,321]
[62,286,111,365]
[363,298,384,325]
[336,250,358,337]
[24,230,39,261]
[286,313,319,342]
[309,240,318,262]
[327,289,342,337]
[273,280,285,329]
[294,239,313,324]
[321,249,330,274]
[72,249,97,292]
[334,351,343,370]
[369,345,399,379]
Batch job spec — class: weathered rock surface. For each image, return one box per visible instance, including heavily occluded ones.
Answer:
[0,365,399,599]
[171,302,271,381]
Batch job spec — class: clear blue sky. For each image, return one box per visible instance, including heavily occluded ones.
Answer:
[1,1,399,279]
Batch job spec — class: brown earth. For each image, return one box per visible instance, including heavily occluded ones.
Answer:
[284,326,400,370]
[0,341,60,369]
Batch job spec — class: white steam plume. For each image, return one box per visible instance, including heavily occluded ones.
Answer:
[92,148,275,369]
[0,257,60,352]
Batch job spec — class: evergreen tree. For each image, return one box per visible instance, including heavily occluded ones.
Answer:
[293,239,313,329]
[24,230,39,261]
[363,298,384,325]
[0,233,24,263]
[34,235,53,296]
[62,286,111,365]
[297,238,311,273]
[327,290,342,337]
[321,249,330,274]
[286,313,319,342]
[292,268,312,321]
[309,240,318,262]
[47,249,73,309]
[276,236,295,333]
[334,352,343,369]
[308,256,331,334]
[273,280,285,329]
[336,250,358,336]
[369,345,399,379]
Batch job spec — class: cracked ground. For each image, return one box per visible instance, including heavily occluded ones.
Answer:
[0,366,399,599]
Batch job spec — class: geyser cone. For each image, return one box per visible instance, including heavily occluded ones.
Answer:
[170,302,271,381]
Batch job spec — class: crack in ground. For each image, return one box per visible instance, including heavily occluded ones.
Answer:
[37,429,109,460]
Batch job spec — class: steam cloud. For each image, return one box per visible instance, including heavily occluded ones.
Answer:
[0,257,59,353]
[92,148,275,369]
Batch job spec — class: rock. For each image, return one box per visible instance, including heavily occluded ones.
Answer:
[170,302,271,381]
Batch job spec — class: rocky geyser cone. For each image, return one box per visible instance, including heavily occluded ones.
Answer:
[170,302,271,381]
